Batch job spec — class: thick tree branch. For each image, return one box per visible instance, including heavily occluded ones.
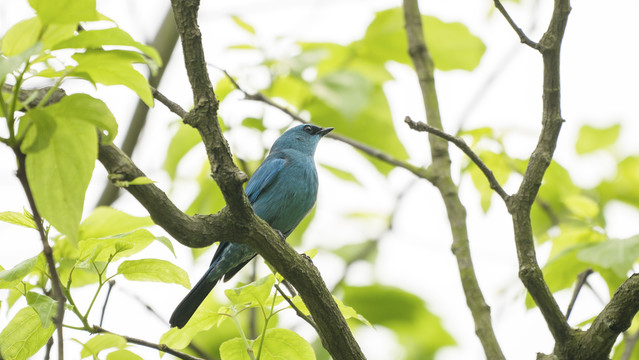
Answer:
[504,0,572,345]
[402,1,505,359]
[97,7,180,207]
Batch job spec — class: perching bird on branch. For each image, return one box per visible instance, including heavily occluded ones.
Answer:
[169,124,333,328]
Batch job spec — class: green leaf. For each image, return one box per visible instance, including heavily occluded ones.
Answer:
[155,236,176,257]
[220,328,315,360]
[106,349,143,360]
[160,296,221,349]
[231,16,256,35]
[29,0,98,25]
[80,333,127,358]
[72,50,153,106]
[466,151,512,212]
[225,274,275,307]
[356,8,485,71]
[598,156,639,208]
[320,164,360,185]
[53,27,161,66]
[117,259,191,289]
[578,236,639,277]
[0,211,38,229]
[79,206,153,240]
[77,229,156,262]
[343,284,454,358]
[0,18,41,57]
[576,124,620,155]
[163,122,203,180]
[25,109,97,245]
[42,94,118,144]
[185,162,226,216]
[25,292,57,328]
[0,256,38,289]
[0,306,55,360]
[563,195,599,219]
[332,240,378,264]
[112,176,155,187]
[19,107,57,154]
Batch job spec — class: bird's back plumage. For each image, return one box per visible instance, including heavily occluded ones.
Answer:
[169,124,332,328]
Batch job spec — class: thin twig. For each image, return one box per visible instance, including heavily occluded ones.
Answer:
[92,325,203,360]
[13,148,67,360]
[215,67,432,180]
[565,268,593,321]
[152,86,189,118]
[404,116,510,201]
[99,280,115,327]
[273,283,318,333]
[493,0,540,49]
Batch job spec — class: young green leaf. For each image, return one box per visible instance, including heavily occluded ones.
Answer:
[19,108,57,153]
[0,211,38,229]
[72,50,153,106]
[163,122,203,180]
[25,292,57,328]
[319,164,361,185]
[0,18,41,57]
[79,206,153,240]
[231,16,256,35]
[117,259,191,289]
[0,256,38,289]
[220,328,315,360]
[29,0,98,25]
[578,235,639,277]
[77,229,156,262]
[0,306,55,360]
[0,43,43,81]
[160,296,221,349]
[53,27,162,66]
[25,112,97,245]
[80,333,128,358]
[105,349,143,360]
[225,274,275,307]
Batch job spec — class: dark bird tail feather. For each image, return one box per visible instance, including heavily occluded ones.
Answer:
[169,270,221,328]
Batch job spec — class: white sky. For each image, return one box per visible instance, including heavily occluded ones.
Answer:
[1,0,639,359]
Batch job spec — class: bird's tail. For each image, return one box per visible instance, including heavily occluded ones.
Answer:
[169,267,221,328]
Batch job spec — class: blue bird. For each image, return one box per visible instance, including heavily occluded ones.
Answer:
[169,124,333,328]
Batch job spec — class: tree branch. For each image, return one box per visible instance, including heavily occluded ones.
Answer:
[217,69,432,181]
[402,1,505,359]
[493,0,540,49]
[92,325,202,360]
[503,0,572,345]
[404,116,510,201]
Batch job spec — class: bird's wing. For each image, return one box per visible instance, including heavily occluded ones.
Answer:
[245,155,286,204]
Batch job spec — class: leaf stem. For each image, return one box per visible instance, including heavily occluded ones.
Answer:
[231,311,256,360]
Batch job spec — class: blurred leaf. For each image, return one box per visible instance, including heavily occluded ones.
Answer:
[459,127,494,147]
[343,284,454,359]
[29,0,98,25]
[117,259,191,289]
[466,150,511,212]
[186,162,226,216]
[332,240,378,264]
[160,295,221,349]
[220,328,315,360]
[242,117,266,132]
[0,211,38,229]
[576,124,620,155]
[163,123,202,180]
[80,333,127,358]
[53,27,162,66]
[231,16,256,35]
[578,236,639,278]
[25,292,56,328]
[311,70,372,119]
[106,349,143,360]
[548,224,606,259]
[563,195,599,220]
[0,18,40,57]
[598,156,639,208]
[155,236,176,257]
[0,306,55,360]
[0,256,38,289]
[286,207,315,246]
[0,43,43,82]
[320,164,360,185]
[72,50,153,106]
[225,274,275,307]
[355,8,485,71]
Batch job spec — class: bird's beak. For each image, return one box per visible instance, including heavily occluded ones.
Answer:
[318,127,334,136]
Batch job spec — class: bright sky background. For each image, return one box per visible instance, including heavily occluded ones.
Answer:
[1,0,639,359]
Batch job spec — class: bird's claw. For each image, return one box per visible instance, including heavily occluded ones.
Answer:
[275,229,286,241]
[300,253,313,263]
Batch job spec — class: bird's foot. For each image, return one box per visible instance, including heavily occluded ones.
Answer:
[300,253,313,263]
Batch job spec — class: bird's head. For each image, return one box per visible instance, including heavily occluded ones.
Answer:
[270,124,333,155]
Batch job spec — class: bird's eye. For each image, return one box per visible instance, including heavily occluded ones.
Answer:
[303,125,313,133]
